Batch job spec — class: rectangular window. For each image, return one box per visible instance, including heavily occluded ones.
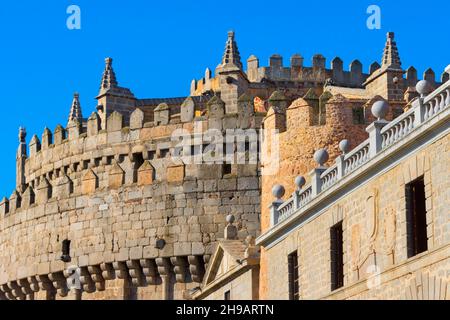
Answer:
[223,164,232,176]
[288,251,299,300]
[406,176,428,258]
[352,108,365,124]
[330,222,344,291]
[224,290,230,300]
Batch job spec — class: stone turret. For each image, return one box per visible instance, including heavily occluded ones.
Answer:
[364,32,405,101]
[382,32,402,70]
[220,31,243,70]
[16,127,27,192]
[96,57,136,129]
[215,31,249,114]
[100,57,118,91]
[68,92,83,126]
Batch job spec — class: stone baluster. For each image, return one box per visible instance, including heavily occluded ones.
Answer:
[270,185,285,226]
[336,140,350,179]
[414,80,433,127]
[293,176,306,209]
[310,149,329,196]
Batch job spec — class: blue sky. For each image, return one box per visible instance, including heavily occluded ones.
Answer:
[0,0,448,196]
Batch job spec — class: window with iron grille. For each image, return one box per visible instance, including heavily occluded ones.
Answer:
[330,222,344,291]
[288,251,299,300]
[406,176,428,258]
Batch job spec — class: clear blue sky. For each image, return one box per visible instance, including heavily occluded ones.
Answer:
[0,0,448,197]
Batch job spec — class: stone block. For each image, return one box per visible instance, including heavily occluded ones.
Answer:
[167,164,185,183]
[81,169,98,195]
[108,162,125,189]
[138,161,154,186]
[130,108,144,130]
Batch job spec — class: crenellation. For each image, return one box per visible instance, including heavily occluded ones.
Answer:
[0,197,9,215]
[331,57,344,84]
[41,128,53,149]
[312,54,326,69]
[53,125,66,145]
[29,135,41,155]
[369,61,381,74]
[350,60,363,86]
[424,68,436,86]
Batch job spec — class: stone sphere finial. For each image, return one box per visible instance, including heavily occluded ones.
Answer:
[295,176,306,190]
[371,100,389,120]
[416,80,432,97]
[272,184,285,200]
[339,139,350,154]
[314,149,329,167]
[226,214,235,224]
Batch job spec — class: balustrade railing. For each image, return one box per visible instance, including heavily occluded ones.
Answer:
[272,78,450,226]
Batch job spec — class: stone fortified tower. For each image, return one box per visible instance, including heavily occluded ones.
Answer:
[0,31,446,300]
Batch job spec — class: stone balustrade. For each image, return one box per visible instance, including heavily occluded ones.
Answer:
[271,77,450,225]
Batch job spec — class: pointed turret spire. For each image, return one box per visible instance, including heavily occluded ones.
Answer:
[221,31,243,69]
[100,57,118,90]
[382,32,402,70]
[68,92,83,124]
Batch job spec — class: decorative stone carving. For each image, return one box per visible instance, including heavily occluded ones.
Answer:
[126,260,146,286]
[140,259,158,285]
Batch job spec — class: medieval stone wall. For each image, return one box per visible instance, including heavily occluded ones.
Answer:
[0,96,262,300]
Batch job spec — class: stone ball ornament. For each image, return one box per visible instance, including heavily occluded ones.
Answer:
[226,214,235,224]
[314,149,329,167]
[371,100,389,120]
[295,176,306,190]
[272,184,285,200]
[339,139,350,154]
[416,80,432,97]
